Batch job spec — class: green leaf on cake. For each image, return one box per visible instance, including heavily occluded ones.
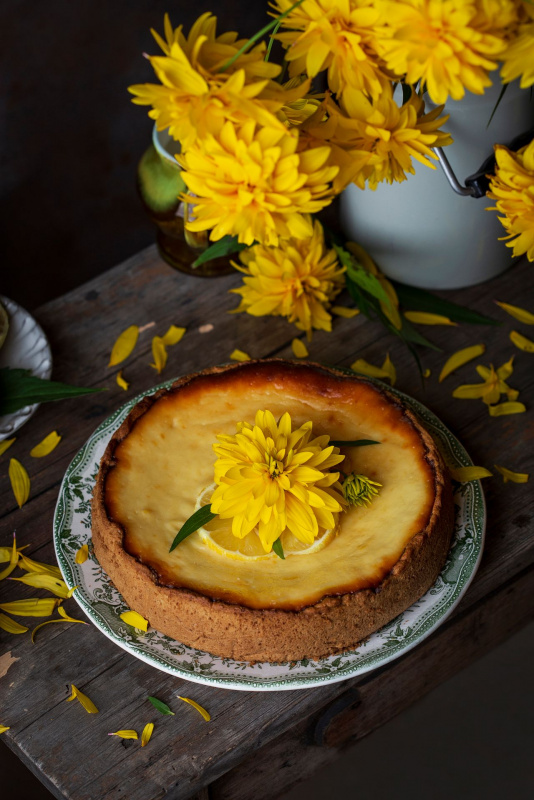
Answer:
[169,505,216,552]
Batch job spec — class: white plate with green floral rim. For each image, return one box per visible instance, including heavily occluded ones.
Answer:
[53,374,486,691]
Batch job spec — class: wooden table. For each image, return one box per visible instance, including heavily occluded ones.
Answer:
[1,246,533,800]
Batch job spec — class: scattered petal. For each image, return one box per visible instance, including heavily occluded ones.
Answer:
[109,730,138,739]
[120,610,148,631]
[0,598,60,617]
[31,618,85,643]
[198,324,214,334]
[141,722,154,747]
[176,696,211,722]
[423,369,431,378]
[150,336,167,373]
[439,344,485,382]
[351,357,395,385]
[75,544,89,564]
[0,438,15,457]
[148,696,175,716]
[116,371,129,391]
[331,306,360,318]
[494,464,529,484]
[404,311,457,326]
[381,353,396,386]
[495,301,534,325]
[510,330,534,353]
[0,613,28,634]
[449,466,493,482]
[230,349,251,362]
[109,325,139,367]
[292,339,308,358]
[10,573,70,598]
[161,325,186,346]
[30,431,61,458]
[488,401,526,416]
[0,726,10,734]
[0,534,18,581]
[18,553,62,579]
[9,458,30,508]
[58,605,87,623]
[66,684,99,713]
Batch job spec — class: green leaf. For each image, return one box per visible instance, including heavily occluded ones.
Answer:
[191,236,247,268]
[272,537,285,560]
[330,440,380,447]
[393,283,499,326]
[487,83,508,129]
[335,245,389,305]
[399,315,442,351]
[0,368,105,415]
[148,696,175,716]
[169,505,216,552]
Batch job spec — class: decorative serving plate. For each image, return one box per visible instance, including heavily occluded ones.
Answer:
[54,375,486,691]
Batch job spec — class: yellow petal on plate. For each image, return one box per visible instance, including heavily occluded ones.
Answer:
[58,605,87,623]
[439,344,485,382]
[120,610,149,631]
[291,339,308,358]
[449,466,493,482]
[176,696,211,722]
[0,726,10,734]
[108,325,139,367]
[162,325,186,346]
[116,371,129,391]
[423,369,431,378]
[487,401,526,416]
[331,306,360,318]
[141,722,154,747]
[109,730,138,739]
[66,684,99,714]
[0,598,60,617]
[0,534,18,581]
[495,301,534,325]
[75,544,89,564]
[230,349,251,362]
[510,330,534,352]
[350,358,389,381]
[30,431,61,458]
[10,573,70,598]
[381,353,396,386]
[31,618,85,643]
[9,458,30,508]
[494,464,529,484]
[404,311,457,326]
[0,613,28,634]
[18,553,62,579]
[0,438,16,457]
[150,336,167,373]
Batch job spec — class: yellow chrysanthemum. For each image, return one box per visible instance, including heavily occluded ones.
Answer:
[129,13,295,149]
[178,120,338,246]
[272,0,388,98]
[500,5,534,89]
[487,140,534,261]
[210,410,346,552]
[453,357,519,404]
[376,0,518,104]
[231,220,345,337]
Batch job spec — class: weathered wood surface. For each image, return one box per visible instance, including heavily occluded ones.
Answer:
[1,246,533,800]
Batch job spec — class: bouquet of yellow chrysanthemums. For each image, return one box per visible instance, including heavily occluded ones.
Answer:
[130,0,534,342]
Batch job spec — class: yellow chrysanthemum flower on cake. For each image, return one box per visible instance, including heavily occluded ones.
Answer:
[178,121,338,246]
[231,220,345,336]
[487,139,534,262]
[375,0,518,104]
[210,409,346,552]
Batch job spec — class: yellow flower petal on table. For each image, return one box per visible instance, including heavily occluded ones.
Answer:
[0,534,18,581]
[66,585,78,598]
[9,458,30,508]
[109,730,138,739]
[161,325,186,346]
[510,330,534,353]
[30,431,61,458]
[404,312,457,326]
[230,349,251,362]
[495,302,534,325]
[494,465,529,484]
[141,722,154,747]
[331,306,360,319]
[31,616,87,643]
[487,402,526,416]
[10,573,70,598]
[150,336,167,373]
[0,598,60,617]
[0,726,10,734]
[177,696,211,722]
[120,610,148,631]
[351,357,396,385]
[423,369,431,378]
[0,438,15,457]
[0,612,28,634]
[58,605,87,623]
[108,325,139,367]
[381,354,396,387]
[66,684,99,714]
[439,344,485,382]
[292,339,308,359]
[75,544,89,564]
[116,371,129,391]
[449,466,493,482]
[18,553,62,579]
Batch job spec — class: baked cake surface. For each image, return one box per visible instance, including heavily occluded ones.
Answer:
[92,360,454,662]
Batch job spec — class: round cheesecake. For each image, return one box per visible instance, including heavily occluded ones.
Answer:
[92,360,454,662]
